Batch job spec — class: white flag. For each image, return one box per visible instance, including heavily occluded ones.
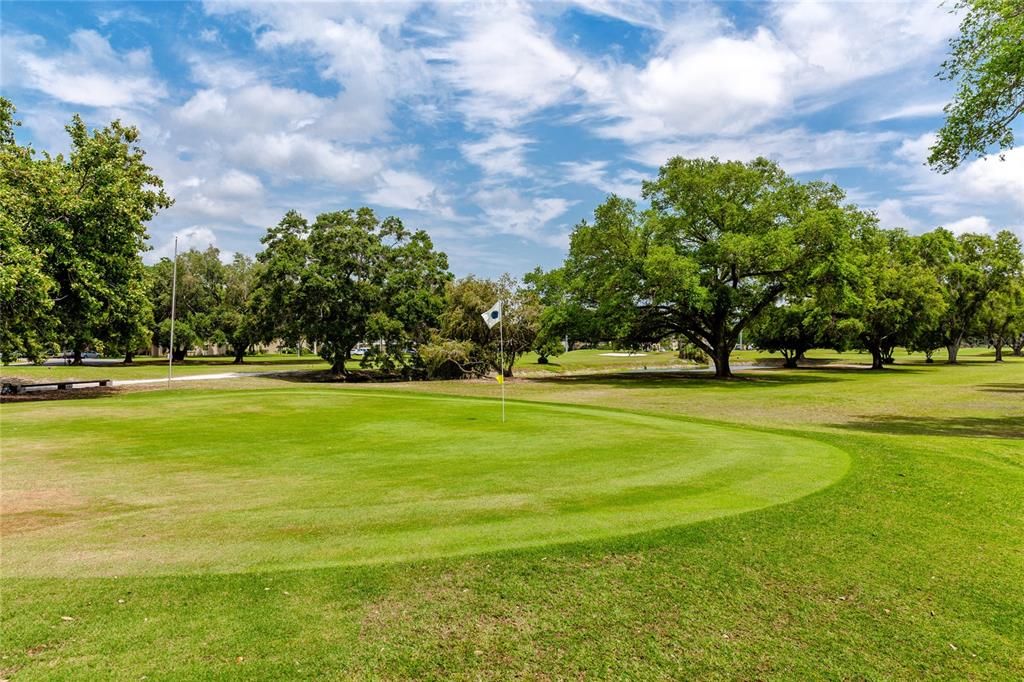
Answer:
[481,301,502,329]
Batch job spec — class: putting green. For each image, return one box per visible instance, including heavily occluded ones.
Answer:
[1,389,848,577]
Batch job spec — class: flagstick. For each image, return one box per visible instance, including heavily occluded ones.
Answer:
[499,302,505,423]
[167,236,178,389]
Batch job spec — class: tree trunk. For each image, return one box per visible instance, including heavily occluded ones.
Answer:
[233,347,245,364]
[881,345,895,364]
[72,347,83,365]
[123,351,134,364]
[868,344,884,370]
[1012,336,1023,356]
[924,349,934,364]
[712,346,732,378]
[172,348,187,362]
[946,343,960,364]
[331,357,347,376]
[783,352,798,369]
[994,343,1003,362]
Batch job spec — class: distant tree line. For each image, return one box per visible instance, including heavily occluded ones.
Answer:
[539,157,1024,377]
[3,99,1022,379]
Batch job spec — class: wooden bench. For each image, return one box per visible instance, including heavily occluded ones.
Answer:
[1,379,112,395]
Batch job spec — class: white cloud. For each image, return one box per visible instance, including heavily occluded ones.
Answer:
[229,132,384,185]
[590,28,796,142]
[148,226,219,263]
[872,101,947,123]
[633,128,900,174]
[367,170,453,217]
[568,0,666,30]
[0,30,166,108]
[960,148,1024,209]
[894,132,937,165]
[472,188,575,247]
[579,1,958,145]
[772,1,958,89]
[216,170,263,199]
[460,132,534,177]
[212,2,429,142]
[944,216,997,236]
[431,2,582,128]
[560,160,645,200]
[174,84,328,137]
[874,199,922,231]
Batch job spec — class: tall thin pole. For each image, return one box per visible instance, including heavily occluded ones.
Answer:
[167,236,178,389]
[499,302,505,423]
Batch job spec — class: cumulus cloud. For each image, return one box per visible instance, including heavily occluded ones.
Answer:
[460,132,534,177]
[960,149,1024,209]
[874,199,923,231]
[430,2,582,128]
[472,188,576,247]
[943,216,997,236]
[367,170,453,217]
[589,28,796,142]
[148,226,219,263]
[0,30,166,108]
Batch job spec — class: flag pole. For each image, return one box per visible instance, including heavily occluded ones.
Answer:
[167,236,178,389]
[499,301,505,423]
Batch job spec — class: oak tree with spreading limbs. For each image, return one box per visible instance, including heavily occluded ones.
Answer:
[563,156,858,378]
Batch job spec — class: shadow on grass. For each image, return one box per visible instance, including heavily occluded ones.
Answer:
[831,414,1024,439]
[526,368,843,389]
[0,387,121,403]
[271,369,408,384]
[979,383,1024,394]
[131,357,322,368]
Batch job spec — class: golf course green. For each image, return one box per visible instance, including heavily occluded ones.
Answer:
[2,389,847,577]
[2,357,1022,679]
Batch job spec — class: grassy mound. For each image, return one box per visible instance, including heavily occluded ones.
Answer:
[2,389,846,576]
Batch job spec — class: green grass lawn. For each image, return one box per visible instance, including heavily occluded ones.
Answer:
[2,390,845,577]
[1,356,1022,679]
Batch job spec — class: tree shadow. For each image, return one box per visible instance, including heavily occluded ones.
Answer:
[831,414,1024,439]
[527,368,843,389]
[270,369,408,384]
[0,386,121,403]
[979,383,1024,394]
[133,357,322,368]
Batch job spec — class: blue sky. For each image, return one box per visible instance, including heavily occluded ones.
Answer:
[2,1,1022,277]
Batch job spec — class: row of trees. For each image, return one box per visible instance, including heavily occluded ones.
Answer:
[2,98,1022,379]
[142,242,555,379]
[536,157,1023,378]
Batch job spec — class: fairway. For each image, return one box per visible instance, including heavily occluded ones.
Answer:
[2,388,847,577]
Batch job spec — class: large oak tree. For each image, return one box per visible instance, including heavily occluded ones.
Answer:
[563,157,859,378]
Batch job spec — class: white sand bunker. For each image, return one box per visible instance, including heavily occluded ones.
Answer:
[600,352,648,357]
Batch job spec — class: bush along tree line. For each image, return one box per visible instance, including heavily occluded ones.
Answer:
[2,99,1023,378]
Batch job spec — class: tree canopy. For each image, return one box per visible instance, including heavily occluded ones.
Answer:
[930,0,1024,172]
[563,157,860,377]
[254,208,450,375]
[0,97,171,363]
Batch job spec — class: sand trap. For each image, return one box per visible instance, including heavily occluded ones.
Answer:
[600,352,648,357]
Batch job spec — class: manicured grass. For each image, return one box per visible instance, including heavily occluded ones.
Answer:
[2,390,845,577]
[1,356,1022,679]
